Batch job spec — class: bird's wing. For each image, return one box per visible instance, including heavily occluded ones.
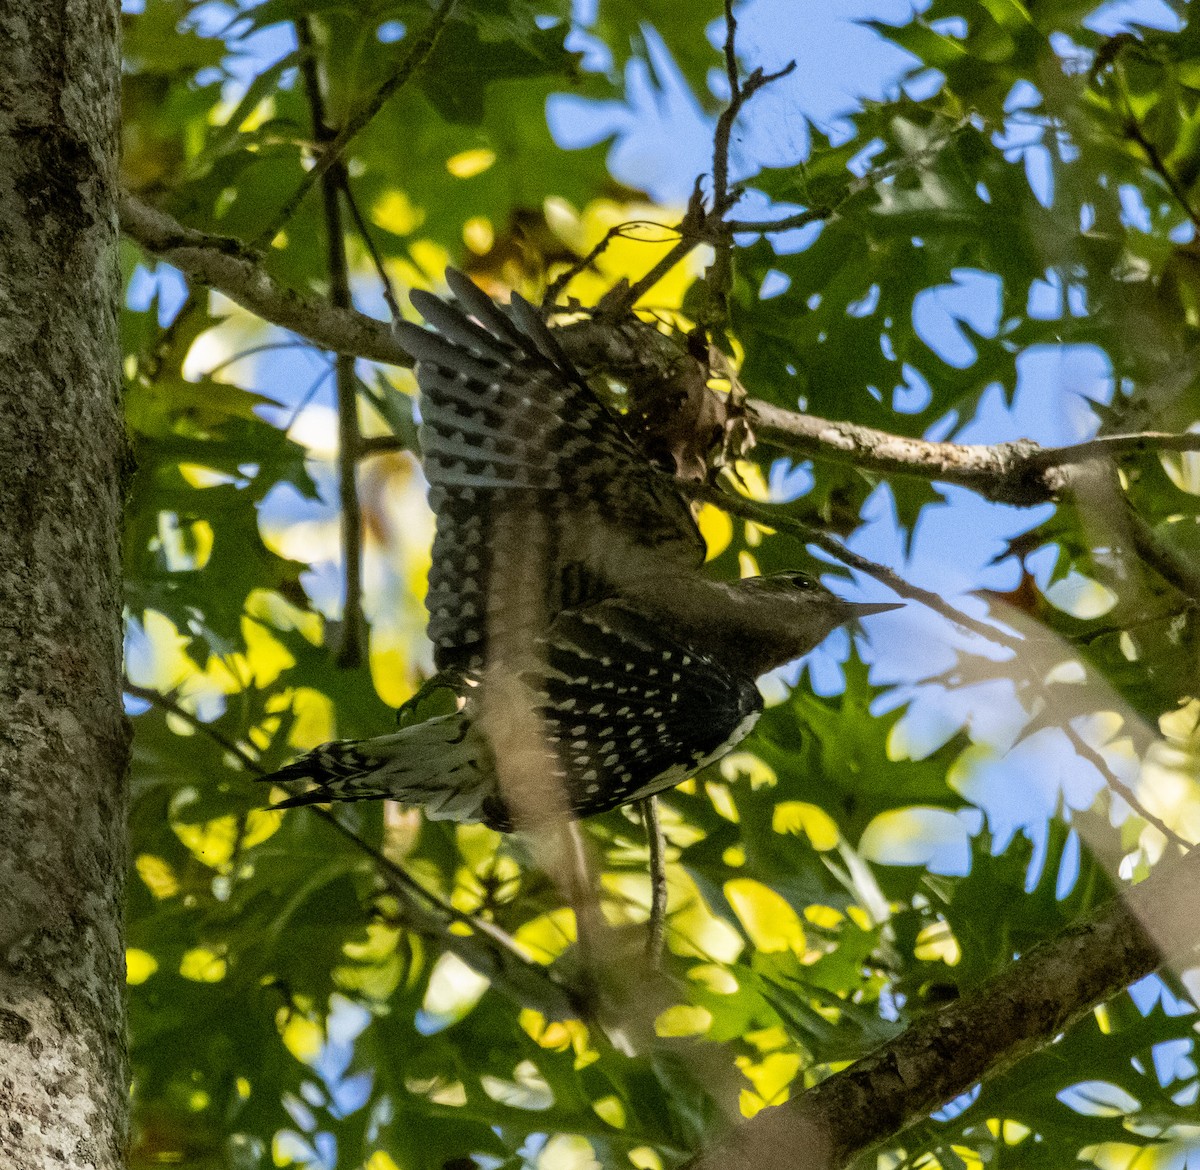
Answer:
[526,600,762,821]
[395,270,705,673]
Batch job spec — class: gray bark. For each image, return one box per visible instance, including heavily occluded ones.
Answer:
[0,2,128,1168]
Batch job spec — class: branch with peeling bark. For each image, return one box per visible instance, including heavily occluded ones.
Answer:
[691,845,1200,1170]
[120,193,1200,514]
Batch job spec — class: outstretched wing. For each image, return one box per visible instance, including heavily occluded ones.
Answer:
[395,270,704,672]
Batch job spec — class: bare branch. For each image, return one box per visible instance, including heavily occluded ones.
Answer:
[702,2,795,340]
[724,116,973,235]
[1125,502,1200,604]
[118,198,1200,510]
[1064,724,1192,851]
[690,845,1200,1170]
[1098,45,1200,232]
[543,220,685,309]
[338,170,404,323]
[599,186,710,320]
[641,796,668,967]
[120,192,410,366]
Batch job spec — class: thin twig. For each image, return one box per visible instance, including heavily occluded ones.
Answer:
[702,1,795,340]
[358,433,409,458]
[254,0,457,248]
[600,184,712,319]
[543,221,683,309]
[1126,504,1200,604]
[338,170,404,322]
[201,340,314,382]
[603,229,700,318]
[713,0,742,214]
[1064,725,1191,851]
[681,478,1025,651]
[724,116,973,234]
[298,18,366,668]
[1127,118,1200,231]
[1028,429,1200,469]
[641,796,668,967]
[1102,49,1200,232]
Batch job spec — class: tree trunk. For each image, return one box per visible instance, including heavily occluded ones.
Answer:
[0,2,128,1167]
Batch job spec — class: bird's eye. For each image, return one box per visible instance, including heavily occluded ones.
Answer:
[784,573,813,588]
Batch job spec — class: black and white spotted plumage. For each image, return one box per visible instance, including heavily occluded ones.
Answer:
[261,273,898,828]
[403,269,704,673]
[271,600,762,830]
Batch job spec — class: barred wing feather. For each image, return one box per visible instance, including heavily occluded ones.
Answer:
[395,275,704,673]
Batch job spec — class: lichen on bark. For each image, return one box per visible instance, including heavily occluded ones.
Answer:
[0,3,129,1168]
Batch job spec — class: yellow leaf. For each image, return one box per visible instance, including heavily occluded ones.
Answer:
[242,807,284,849]
[772,801,839,851]
[135,854,179,899]
[915,919,961,965]
[446,148,496,178]
[179,947,227,983]
[371,190,425,235]
[654,1004,712,1037]
[593,1094,626,1128]
[686,964,739,994]
[421,952,490,1025]
[804,904,843,929]
[240,617,295,687]
[514,908,576,963]
[725,878,805,954]
[286,687,334,751]
[366,1153,402,1170]
[126,949,158,985]
[463,215,494,254]
[280,1011,323,1064]
[735,1050,801,1107]
[719,752,776,789]
[665,871,744,962]
[172,815,238,869]
[697,503,732,561]
[343,921,401,963]
[334,953,405,1001]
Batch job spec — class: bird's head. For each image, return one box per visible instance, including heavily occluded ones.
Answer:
[708,571,903,675]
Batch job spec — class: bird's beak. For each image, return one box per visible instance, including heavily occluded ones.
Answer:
[846,600,904,619]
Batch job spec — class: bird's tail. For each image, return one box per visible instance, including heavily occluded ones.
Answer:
[259,711,492,823]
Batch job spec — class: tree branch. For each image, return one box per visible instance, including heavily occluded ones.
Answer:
[1064,724,1191,851]
[338,169,404,323]
[121,192,409,365]
[682,478,1025,651]
[724,116,973,235]
[690,845,1200,1170]
[119,196,1200,509]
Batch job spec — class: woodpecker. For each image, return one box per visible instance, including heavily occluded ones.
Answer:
[262,270,898,830]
